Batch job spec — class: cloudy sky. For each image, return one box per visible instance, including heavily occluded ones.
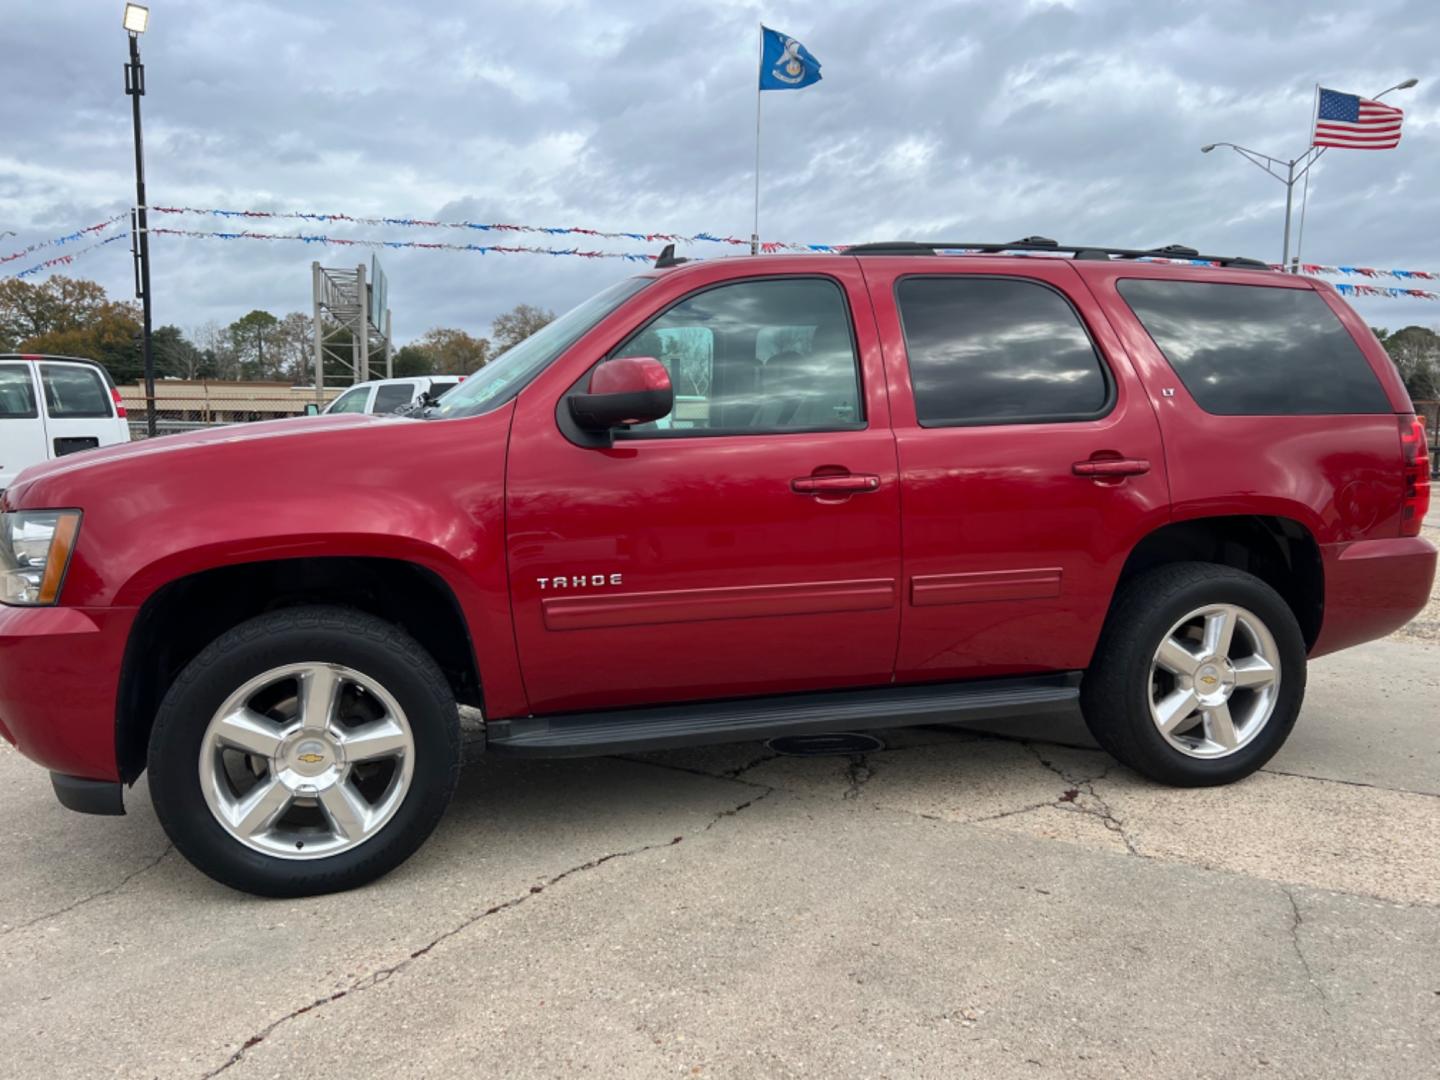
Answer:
[3,0,1437,344]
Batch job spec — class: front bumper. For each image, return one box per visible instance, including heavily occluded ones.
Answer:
[0,605,137,781]
[1311,536,1438,657]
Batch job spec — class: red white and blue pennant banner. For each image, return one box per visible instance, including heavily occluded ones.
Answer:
[11,233,129,278]
[1332,282,1437,301]
[1298,263,1436,281]
[147,206,840,253]
[150,226,655,262]
[1,214,127,267]
[4,207,1440,300]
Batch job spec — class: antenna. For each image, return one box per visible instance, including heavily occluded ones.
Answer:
[654,243,689,269]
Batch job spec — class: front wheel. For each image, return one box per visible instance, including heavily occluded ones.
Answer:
[148,606,461,897]
[1081,562,1307,787]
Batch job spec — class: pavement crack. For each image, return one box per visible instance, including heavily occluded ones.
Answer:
[1022,743,1141,856]
[963,801,1058,825]
[200,789,767,1078]
[724,751,781,780]
[1260,768,1440,801]
[702,787,774,829]
[843,753,874,800]
[0,845,172,937]
[611,754,772,790]
[1282,886,1334,1024]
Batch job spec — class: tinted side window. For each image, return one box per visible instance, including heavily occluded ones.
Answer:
[896,277,1111,426]
[1117,280,1391,415]
[611,278,862,435]
[0,365,38,419]
[372,384,416,413]
[40,364,112,419]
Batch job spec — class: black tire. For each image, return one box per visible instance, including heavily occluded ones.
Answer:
[148,606,461,897]
[1080,562,1307,787]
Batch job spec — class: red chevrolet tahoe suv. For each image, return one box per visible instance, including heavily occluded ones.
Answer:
[1,239,1433,896]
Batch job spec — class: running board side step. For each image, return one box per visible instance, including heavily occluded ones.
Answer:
[484,672,1081,757]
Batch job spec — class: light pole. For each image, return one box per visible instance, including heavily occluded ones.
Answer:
[123,3,157,437]
[1201,78,1418,270]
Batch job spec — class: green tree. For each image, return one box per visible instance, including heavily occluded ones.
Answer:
[152,325,203,380]
[18,306,144,381]
[416,327,489,374]
[1377,325,1440,402]
[2,276,143,381]
[226,310,282,380]
[1,275,137,364]
[391,343,436,377]
[490,303,554,352]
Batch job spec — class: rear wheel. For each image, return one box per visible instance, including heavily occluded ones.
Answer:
[148,606,461,896]
[1081,562,1306,786]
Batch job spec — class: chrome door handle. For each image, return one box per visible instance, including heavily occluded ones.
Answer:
[791,473,882,495]
[1072,458,1151,478]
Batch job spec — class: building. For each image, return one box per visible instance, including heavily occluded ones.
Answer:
[119,380,338,434]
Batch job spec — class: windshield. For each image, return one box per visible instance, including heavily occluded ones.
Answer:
[434,276,654,419]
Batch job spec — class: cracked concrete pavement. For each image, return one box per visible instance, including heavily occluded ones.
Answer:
[2,595,1438,1076]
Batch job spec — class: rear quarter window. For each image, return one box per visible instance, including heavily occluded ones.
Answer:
[40,363,113,419]
[372,383,417,413]
[1117,279,1391,415]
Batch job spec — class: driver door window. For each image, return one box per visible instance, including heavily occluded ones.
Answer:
[609,278,862,435]
[327,386,371,414]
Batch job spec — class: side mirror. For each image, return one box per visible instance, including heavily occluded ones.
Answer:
[303,403,320,416]
[568,356,673,432]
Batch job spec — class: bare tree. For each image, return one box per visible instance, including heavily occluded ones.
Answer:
[192,320,239,381]
[491,304,555,352]
[273,312,315,385]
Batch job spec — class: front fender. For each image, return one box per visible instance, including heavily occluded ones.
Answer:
[28,405,526,716]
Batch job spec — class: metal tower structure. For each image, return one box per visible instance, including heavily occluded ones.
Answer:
[311,258,392,399]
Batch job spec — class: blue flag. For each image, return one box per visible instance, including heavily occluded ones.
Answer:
[759,26,821,91]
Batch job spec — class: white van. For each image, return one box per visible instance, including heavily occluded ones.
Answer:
[321,375,465,416]
[0,354,131,492]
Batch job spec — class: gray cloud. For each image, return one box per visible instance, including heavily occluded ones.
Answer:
[2,0,1436,343]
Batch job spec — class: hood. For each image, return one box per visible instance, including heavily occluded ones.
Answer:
[5,413,403,507]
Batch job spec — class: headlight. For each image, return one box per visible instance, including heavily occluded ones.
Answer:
[0,511,82,606]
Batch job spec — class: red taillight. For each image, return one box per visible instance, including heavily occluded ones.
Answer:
[110,387,127,418]
[1399,414,1431,537]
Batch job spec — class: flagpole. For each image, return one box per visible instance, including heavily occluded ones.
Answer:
[752,22,762,255]
[1295,83,1321,271]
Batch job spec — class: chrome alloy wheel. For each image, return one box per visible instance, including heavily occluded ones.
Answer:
[1148,603,1281,759]
[198,663,415,859]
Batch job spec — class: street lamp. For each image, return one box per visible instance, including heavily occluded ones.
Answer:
[123,3,157,437]
[1200,78,1418,271]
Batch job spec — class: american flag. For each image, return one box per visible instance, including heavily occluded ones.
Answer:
[1312,87,1404,150]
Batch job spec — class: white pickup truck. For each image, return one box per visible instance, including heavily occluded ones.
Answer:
[321,375,465,416]
[0,354,130,492]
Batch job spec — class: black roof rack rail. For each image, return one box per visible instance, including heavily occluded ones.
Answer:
[842,239,1270,269]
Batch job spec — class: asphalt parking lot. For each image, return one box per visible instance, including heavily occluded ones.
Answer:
[2,516,1436,1079]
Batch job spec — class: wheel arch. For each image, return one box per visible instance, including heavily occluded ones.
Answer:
[1107,514,1324,658]
[115,556,484,784]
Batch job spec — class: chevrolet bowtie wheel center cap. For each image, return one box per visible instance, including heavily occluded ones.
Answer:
[1194,661,1236,705]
